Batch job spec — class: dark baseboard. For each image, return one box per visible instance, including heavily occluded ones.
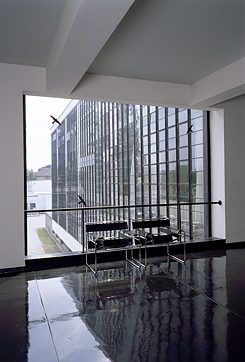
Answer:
[226,241,245,249]
[25,238,226,272]
[0,238,229,276]
[0,266,26,277]
[25,252,86,272]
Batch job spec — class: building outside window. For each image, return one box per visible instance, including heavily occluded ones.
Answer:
[51,101,210,248]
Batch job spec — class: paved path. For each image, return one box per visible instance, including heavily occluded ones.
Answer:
[27,214,45,255]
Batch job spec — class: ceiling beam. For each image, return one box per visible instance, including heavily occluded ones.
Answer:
[190,57,245,108]
[72,74,191,108]
[46,0,135,94]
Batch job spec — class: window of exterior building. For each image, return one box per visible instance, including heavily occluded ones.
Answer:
[51,102,210,247]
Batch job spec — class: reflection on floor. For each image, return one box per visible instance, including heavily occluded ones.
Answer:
[0,248,245,362]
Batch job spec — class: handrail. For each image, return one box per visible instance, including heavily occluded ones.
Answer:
[25,200,222,213]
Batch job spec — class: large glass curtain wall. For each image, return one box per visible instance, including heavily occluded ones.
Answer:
[51,102,209,242]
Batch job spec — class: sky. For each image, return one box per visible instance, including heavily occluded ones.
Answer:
[26,95,71,172]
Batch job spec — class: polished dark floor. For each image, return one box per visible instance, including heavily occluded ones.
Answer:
[1,248,245,362]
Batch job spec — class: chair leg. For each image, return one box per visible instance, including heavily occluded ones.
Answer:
[167,230,186,264]
[86,237,97,276]
[125,248,141,269]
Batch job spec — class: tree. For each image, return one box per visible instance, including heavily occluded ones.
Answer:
[27,169,36,181]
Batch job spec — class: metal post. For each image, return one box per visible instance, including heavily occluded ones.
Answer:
[177,203,181,234]
[82,208,85,253]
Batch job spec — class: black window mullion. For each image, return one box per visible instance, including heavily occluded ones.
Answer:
[108,102,112,221]
[156,107,160,218]
[111,104,116,221]
[100,103,104,211]
[203,110,211,237]
[176,108,181,230]
[140,106,144,219]
[126,104,131,225]
[94,102,98,220]
[133,105,138,220]
[147,106,152,219]
[121,105,125,219]
[188,109,193,238]
[104,102,108,219]
[165,108,170,218]
[117,104,120,220]
[85,106,88,213]
[92,102,96,212]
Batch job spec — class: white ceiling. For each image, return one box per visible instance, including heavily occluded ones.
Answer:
[0,0,67,66]
[0,0,244,107]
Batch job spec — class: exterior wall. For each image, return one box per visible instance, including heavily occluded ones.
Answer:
[51,219,82,252]
[27,180,51,193]
[27,180,52,210]
[51,100,210,246]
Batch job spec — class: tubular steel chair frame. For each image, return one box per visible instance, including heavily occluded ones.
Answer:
[132,218,186,267]
[85,220,141,276]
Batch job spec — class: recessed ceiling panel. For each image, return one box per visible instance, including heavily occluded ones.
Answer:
[88,0,245,84]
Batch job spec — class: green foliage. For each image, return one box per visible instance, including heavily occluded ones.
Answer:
[37,228,61,253]
[27,169,36,181]
[159,165,197,201]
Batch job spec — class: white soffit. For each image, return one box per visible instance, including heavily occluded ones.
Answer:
[72,74,191,108]
[72,58,245,110]
[191,57,245,108]
[46,0,135,94]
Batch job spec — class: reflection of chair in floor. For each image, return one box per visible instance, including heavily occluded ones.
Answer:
[147,274,177,292]
[96,279,133,303]
[82,266,141,312]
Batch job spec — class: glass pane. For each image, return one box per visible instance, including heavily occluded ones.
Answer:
[159,151,165,163]
[159,130,165,141]
[168,137,176,149]
[168,127,176,138]
[179,161,189,183]
[192,130,203,145]
[178,110,188,123]
[179,122,188,135]
[169,149,176,162]
[159,140,165,151]
[191,109,203,119]
[179,134,188,147]
[180,205,190,234]
[179,147,188,160]
[192,158,203,172]
[192,144,203,158]
[158,107,165,119]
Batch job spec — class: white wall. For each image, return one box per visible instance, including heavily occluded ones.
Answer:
[0,63,45,269]
[52,220,82,252]
[210,109,226,239]
[216,95,245,243]
[27,180,51,193]
[27,180,52,209]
